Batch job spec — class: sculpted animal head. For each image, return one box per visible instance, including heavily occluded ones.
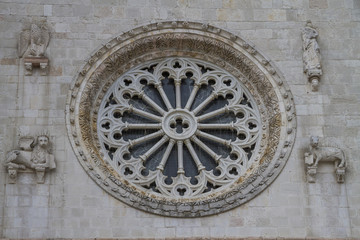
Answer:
[303,27,318,39]
[310,136,319,148]
[303,21,318,39]
[37,135,49,149]
[5,150,20,163]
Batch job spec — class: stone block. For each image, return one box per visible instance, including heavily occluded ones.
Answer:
[283,0,304,8]
[52,5,73,17]
[32,196,48,207]
[26,4,43,16]
[252,0,273,8]
[44,5,52,16]
[18,196,32,207]
[223,0,252,8]
[217,9,253,21]
[127,0,148,7]
[253,9,287,21]
[94,6,112,18]
[72,4,93,17]
[309,0,329,8]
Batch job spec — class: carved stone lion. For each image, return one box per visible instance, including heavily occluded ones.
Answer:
[304,136,346,183]
[4,134,56,183]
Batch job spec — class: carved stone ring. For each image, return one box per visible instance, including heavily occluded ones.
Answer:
[66,21,296,217]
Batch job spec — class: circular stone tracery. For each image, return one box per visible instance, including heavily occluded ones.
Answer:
[97,58,262,198]
[66,21,296,217]
[162,109,197,141]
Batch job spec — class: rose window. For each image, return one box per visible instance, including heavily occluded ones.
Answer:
[67,21,296,217]
[98,58,261,197]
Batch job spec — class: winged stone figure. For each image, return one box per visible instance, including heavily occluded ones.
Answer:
[18,23,50,58]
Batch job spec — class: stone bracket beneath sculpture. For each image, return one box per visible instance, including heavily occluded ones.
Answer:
[4,134,56,184]
[7,166,47,184]
[304,136,346,183]
[24,57,49,76]
[305,162,346,183]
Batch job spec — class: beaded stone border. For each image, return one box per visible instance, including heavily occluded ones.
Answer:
[66,21,296,217]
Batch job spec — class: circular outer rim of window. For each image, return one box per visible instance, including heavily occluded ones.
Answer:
[66,21,296,217]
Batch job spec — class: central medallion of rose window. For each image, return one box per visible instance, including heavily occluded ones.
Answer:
[98,57,261,198]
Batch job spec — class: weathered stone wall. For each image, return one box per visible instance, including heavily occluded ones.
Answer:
[0,0,359,238]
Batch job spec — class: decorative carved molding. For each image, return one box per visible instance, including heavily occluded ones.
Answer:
[4,134,56,183]
[66,21,296,217]
[18,22,50,76]
[304,136,346,183]
[302,20,322,91]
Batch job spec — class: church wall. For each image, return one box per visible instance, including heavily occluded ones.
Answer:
[0,0,359,238]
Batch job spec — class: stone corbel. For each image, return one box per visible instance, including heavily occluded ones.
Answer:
[24,57,49,76]
[40,62,49,75]
[24,62,33,76]
[7,167,18,184]
[35,166,46,183]
[335,166,346,183]
[305,156,317,183]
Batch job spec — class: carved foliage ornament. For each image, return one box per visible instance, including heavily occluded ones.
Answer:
[66,21,296,217]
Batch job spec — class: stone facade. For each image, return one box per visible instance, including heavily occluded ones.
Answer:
[0,0,359,239]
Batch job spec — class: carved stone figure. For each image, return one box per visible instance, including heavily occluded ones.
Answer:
[304,136,346,183]
[4,134,56,183]
[18,23,50,58]
[302,20,322,91]
[18,22,50,76]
